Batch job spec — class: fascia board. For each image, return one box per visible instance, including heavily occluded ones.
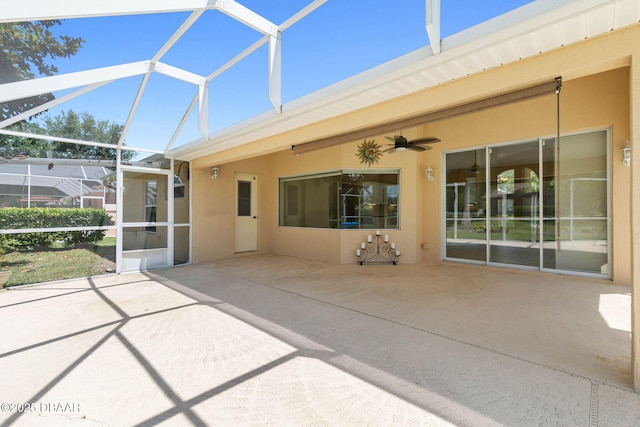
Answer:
[168,0,627,161]
[169,109,279,159]
[442,0,616,51]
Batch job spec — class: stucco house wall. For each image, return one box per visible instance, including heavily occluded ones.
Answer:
[190,24,637,285]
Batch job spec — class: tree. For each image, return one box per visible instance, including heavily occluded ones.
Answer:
[0,120,50,158]
[43,110,135,160]
[0,20,84,121]
[0,110,135,161]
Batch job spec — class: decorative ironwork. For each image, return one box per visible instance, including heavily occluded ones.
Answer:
[356,231,400,265]
[356,139,383,166]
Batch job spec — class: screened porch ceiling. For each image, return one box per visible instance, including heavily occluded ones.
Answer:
[1,0,639,164]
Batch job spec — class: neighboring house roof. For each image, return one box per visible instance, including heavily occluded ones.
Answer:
[0,162,113,198]
[170,0,640,161]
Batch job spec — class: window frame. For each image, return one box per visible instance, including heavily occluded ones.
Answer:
[144,179,157,233]
[278,168,400,230]
[441,128,611,279]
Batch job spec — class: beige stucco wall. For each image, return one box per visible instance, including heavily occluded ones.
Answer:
[418,68,631,283]
[189,25,637,284]
[192,157,274,263]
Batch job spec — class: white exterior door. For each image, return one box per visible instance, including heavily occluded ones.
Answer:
[235,173,258,252]
[117,166,172,272]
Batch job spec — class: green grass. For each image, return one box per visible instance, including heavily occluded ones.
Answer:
[2,237,115,287]
[446,219,607,241]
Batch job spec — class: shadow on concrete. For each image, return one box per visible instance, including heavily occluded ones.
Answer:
[0,254,638,426]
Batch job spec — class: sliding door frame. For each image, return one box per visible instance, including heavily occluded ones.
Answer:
[442,128,611,279]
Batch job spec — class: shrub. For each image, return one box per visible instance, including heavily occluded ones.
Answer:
[0,208,114,249]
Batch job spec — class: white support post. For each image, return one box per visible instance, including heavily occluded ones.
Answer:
[118,73,151,149]
[0,128,164,154]
[426,0,441,54]
[0,82,109,128]
[198,83,209,139]
[165,92,199,154]
[207,36,268,80]
[152,10,205,63]
[167,159,175,268]
[269,34,282,113]
[280,0,327,31]
[631,46,640,392]
[115,148,123,274]
[1,0,327,152]
[0,61,149,103]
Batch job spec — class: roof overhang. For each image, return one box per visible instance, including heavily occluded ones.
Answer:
[170,0,640,162]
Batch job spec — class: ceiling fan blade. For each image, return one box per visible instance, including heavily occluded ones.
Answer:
[383,147,396,153]
[407,145,427,151]
[385,136,396,142]
[410,137,441,145]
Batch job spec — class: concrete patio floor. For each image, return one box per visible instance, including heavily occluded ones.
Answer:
[1,254,639,426]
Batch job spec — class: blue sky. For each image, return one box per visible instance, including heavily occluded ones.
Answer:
[42,1,532,154]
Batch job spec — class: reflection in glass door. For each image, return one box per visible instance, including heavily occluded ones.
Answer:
[444,130,609,277]
[445,149,487,262]
[542,131,609,274]
[488,141,540,267]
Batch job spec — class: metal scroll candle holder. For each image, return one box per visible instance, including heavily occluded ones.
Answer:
[355,231,400,265]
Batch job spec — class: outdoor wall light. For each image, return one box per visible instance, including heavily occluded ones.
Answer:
[621,143,631,167]
[211,166,220,180]
[425,166,434,182]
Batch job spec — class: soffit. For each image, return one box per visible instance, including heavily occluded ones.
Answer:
[172,0,640,162]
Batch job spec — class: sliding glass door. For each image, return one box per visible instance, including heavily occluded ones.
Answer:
[445,149,487,262]
[542,131,609,274]
[488,141,540,268]
[444,130,609,277]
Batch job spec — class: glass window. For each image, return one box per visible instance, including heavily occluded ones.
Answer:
[279,170,399,229]
[237,181,252,216]
[145,180,157,232]
[174,161,188,200]
[174,175,185,198]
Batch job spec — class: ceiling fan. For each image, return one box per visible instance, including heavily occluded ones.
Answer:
[383,135,440,153]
